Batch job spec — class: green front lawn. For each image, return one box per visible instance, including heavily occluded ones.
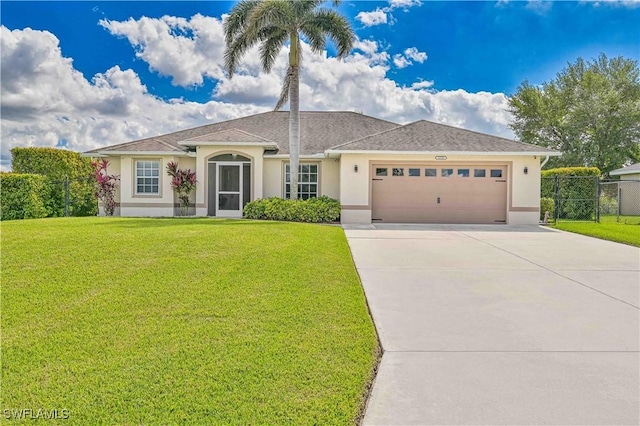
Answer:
[1,218,379,424]
[553,217,640,247]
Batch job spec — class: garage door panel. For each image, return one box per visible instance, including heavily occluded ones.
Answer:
[372,164,507,224]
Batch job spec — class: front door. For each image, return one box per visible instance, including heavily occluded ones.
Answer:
[216,163,242,217]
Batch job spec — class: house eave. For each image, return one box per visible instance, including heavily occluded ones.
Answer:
[324,150,562,157]
[610,170,639,176]
[265,153,326,159]
[179,141,279,149]
[83,151,194,157]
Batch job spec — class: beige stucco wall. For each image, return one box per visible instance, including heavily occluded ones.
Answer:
[262,157,340,199]
[119,155,179,216]
[194,146,264,216]
[98,155,201,217]
[338,153,543,225]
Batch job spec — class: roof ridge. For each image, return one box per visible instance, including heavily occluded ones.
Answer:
[185,127,277,144]
[412,119,542,149]
[329,123,404,149]
[153,138,185,151]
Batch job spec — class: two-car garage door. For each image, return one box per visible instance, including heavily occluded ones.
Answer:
[371,164,508,224]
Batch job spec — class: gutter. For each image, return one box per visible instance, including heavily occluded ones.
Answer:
[540,155,550,169]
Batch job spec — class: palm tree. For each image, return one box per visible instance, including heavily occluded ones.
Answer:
[224,0,354,200]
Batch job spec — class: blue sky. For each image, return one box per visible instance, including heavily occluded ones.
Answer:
[1,1,639,169]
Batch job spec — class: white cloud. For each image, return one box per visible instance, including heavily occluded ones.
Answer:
[1,21,515,169]
[0,26,265,169]
[525,0,553,14]
[404,47,427,63]
[580,0,640,7]
[99,14,227,87]
[355,0,422,27]
[393,54,411,69]
[411,80,434,90]
[388,0,423,9]
[391,47,427,68]
[355,9,388,26]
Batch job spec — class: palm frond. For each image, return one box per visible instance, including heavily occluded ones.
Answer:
[258,26,288,73]
[274,66,294,111]
[224,0,261,42]
[299,21,325,54]
[304,8,354,58]
[247,0,295,38]
[224,0,262,77]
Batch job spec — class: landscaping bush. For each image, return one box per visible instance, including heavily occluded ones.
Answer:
[599,195,618,215]
[541,167,601,178]
[540,197,555,221]
[11,147,97,216]
[541,166,601,220]
[0,173,49,220]
[243,196,341,223]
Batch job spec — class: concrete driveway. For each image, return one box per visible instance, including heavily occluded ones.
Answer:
[345,224,639,425]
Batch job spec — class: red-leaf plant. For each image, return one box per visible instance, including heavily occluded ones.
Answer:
[166,161,197,215]
[92,159,120,216]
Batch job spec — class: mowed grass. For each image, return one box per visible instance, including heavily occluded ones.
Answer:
[553,215,640,247]
[1,217,379,424]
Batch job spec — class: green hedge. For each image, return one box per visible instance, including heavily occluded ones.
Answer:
[541,167,601,220]
[11,147,96,216]
[540,197,555,221]
[541,167,601,178]
[0,173,49,220]
[243,196,341,223]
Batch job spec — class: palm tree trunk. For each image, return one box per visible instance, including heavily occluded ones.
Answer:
[289,35,301,201]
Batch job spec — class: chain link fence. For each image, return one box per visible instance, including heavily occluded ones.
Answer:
[541,175,599,222]
[48,176,98,217]
[541,176,640,224]
[598,180,640,224]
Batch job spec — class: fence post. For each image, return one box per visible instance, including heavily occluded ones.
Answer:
[64,175,70,217]
[595,176,600,223]
[617,182,621,223]
[553,175,559,222]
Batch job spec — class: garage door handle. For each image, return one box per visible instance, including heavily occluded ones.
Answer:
[372,178,383,181]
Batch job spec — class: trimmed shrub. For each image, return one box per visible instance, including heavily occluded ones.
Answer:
[541,167,601,178]
[599,195,618,215]
[0,173,49,220]
[541,167,601,220]
[540,197,555,221]
[243,196,341,223]
[11,147,97,216]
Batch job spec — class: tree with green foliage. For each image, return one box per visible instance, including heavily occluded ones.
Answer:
[0,173,49,220]
[223,0,354,200]
[509,54,640,175]
[11,147,97,216]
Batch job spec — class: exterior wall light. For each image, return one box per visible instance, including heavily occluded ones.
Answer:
[354,165,358,172]
[524,166,528,175]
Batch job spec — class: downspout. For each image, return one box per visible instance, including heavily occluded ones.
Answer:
[540,155,550,169]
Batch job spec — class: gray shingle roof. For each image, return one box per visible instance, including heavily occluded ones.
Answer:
[330,120,558,154]
[86,137,185,153]
[184,128,277,145]
[610,163,640,175]
[86,111,398,155]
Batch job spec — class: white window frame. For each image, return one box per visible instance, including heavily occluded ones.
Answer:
[134,159,161,196]
[284,163,319,199]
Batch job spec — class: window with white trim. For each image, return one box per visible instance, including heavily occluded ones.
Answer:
[135,160,160,194]
[284,163,319,200]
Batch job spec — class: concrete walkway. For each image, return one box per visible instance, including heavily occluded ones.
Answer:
[345,224,639,425]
